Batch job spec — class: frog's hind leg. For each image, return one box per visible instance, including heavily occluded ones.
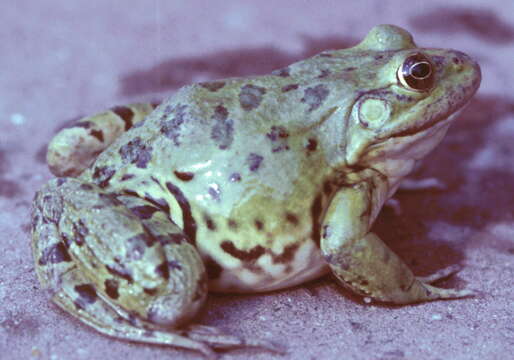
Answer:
[47,103,157,177]
[31,178,280,358]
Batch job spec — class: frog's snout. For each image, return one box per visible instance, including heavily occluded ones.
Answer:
[449,50,481,94]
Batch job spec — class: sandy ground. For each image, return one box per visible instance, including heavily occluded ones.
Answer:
[1,1,513,359]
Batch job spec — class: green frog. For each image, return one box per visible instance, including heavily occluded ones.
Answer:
[31,24,481,358]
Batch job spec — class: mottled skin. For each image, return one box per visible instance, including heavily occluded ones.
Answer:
[32,25,481,357]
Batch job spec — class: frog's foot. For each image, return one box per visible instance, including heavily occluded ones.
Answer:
[51,268,217,359]
[47,103,157,177]
[184,324,285,354]
[416,264,462,284]
[399,177,446,191]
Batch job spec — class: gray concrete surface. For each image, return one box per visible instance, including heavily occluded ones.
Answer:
[1,1,513,359]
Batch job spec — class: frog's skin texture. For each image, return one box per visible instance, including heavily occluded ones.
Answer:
[31,25,481,357]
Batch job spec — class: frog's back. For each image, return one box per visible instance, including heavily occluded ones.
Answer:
[149,82,333,292]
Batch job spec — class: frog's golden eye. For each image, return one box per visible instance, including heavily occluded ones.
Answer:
[397,53,435,92]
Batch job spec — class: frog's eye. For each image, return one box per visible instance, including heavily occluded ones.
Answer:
[397,53,435,92]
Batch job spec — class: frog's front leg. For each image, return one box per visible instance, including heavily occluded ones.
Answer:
[31,178,279,358]
[47,103,157,177]
[320,182,472,304]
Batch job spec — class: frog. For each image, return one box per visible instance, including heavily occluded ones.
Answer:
[31,24,481,358]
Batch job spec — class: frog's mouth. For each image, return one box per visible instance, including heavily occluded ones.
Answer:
[388,106,460,139]
[363,114,455,166]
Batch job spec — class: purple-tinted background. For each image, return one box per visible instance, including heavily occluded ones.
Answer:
[1,1,513,359]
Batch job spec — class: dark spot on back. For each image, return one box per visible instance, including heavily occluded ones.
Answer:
[281,83,299,92]
[74,284,97,310]
[301,84,330,112]
[247,153,264,172]
[119,136,153,169]
[160,104,188,146]
[221,241,265,262]
[199,81,226,92]
[211,104,234,150]
[266,126,288,140]
[112,106,135,131]
[266,126,290,153]
[166,181,197,245]
[310,194,323,247]
[239,84,266,111]
[104,279,119,299]
[38,242,72,265]
[174,170,194,181]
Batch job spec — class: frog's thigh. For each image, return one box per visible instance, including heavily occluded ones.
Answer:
[31,178,214,357]
[321,187,472,304]
[47,103,157,177]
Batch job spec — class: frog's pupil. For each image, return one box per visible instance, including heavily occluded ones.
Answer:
[410,62,431,79]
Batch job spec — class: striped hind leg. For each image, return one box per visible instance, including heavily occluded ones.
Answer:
[47,103,158,177]
[31,178,282,358]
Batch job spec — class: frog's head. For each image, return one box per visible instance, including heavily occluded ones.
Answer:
[342,25,481,170]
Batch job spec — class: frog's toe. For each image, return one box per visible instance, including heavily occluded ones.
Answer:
[416,264,462,284]
[184,324,286,354]
[421,283,475,300]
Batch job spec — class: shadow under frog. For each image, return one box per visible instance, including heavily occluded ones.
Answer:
[120,34,358,95]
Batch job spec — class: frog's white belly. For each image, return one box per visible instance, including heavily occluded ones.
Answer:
[203,238,329,293]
